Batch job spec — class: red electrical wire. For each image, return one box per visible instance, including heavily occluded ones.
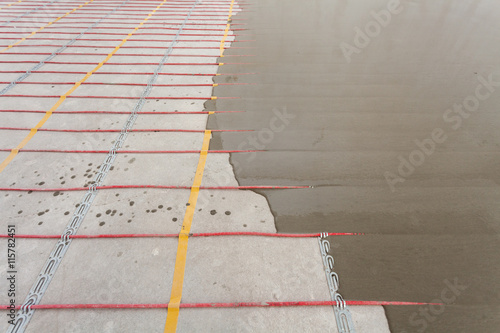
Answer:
[0,23,248,27]
[20,26,247,31]
[0,70,256,76]
[0,232,362,239]
[0,53,254,58]
[11,1,251,6]
[4,45,253,49]
[0,185,311,192]
[10,15,247,24]
[1,95,240,100]
[2,18,247,22]
[0,300,441,311]
[0,110,243,115]
[0,81,251,87]
[0,149,263,154]
[0,31,242,37]
[0,5,250,12]
[0,38,253,43]
[54,9,243,13]
[0,61,248,66]
[0,127,250,133]
[0,14,238,18]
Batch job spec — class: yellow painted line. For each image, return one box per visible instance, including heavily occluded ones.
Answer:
[164,1,236,332]
[0,0,169,173]
[164,130,212,332]
[0,0,95,53]
[219,0,236,57]
[0,0,23,11]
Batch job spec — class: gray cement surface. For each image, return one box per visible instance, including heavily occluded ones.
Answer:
[1,0,389,332]
[3,0,499,332]
[209,0,500,332]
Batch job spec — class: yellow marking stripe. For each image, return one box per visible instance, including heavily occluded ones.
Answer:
[0,0,169,173]
[0,0,95,53]
[164,1,236,332]
[164,130,212,332]
[0,0,23,11]
[219,0,236,57]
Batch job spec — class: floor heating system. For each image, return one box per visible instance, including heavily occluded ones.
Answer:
[0,0,434,332]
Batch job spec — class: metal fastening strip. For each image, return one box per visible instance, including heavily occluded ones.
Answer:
[0,0,132,96]
[318,233,356,333]
[0,0,60,28]
[6,0,201,331]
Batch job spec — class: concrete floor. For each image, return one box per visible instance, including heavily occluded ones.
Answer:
[0,0,392,332]
[2,0,498,332]
[209,0,500,332]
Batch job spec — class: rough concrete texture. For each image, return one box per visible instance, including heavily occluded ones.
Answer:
[209,0,500,332]
[0,0,393,332]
